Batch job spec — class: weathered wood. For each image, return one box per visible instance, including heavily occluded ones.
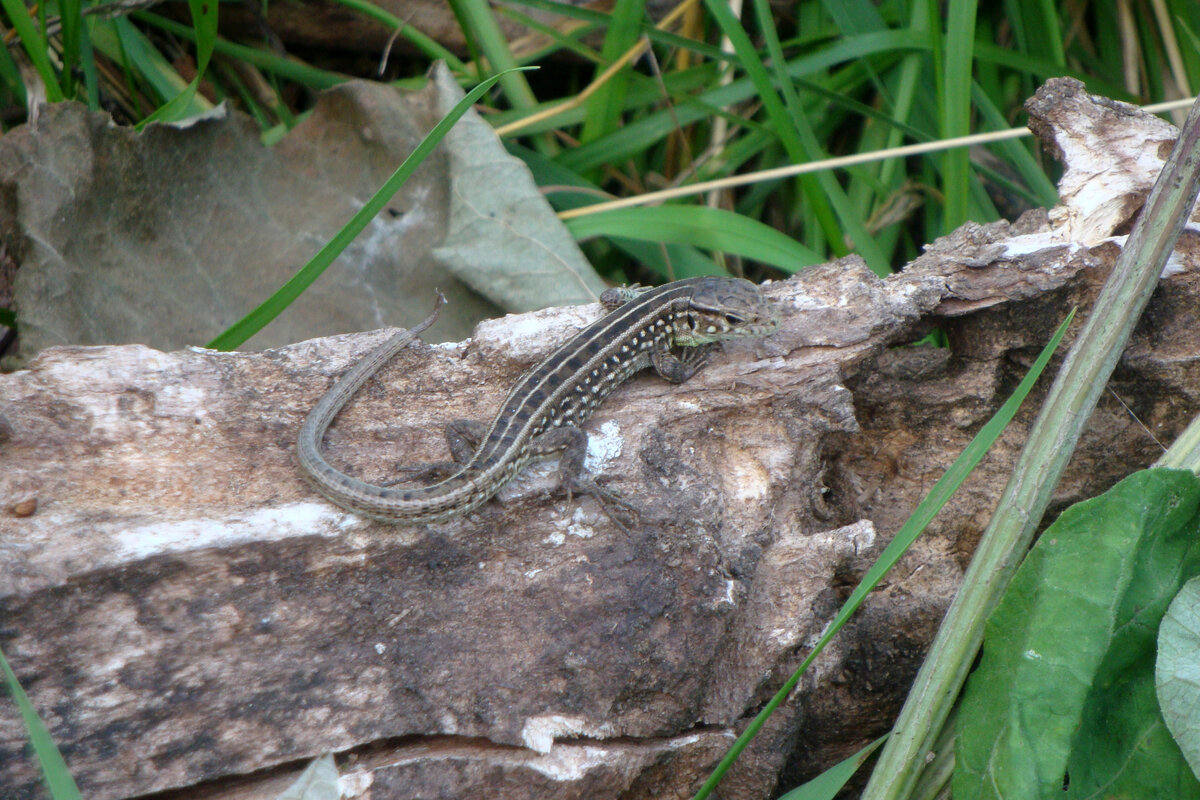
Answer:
[3,78,1200,800]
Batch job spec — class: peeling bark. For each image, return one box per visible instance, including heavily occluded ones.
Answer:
[2,78,1199,800]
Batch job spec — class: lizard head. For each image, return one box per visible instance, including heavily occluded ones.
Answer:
[676,277,780,346]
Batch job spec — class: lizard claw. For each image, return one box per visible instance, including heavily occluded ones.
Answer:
[564,474,641,533]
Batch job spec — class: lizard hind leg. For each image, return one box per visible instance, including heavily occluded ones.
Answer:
[528,425,641,532]
[380,418,486,486]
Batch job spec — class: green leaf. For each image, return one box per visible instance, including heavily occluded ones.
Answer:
[1,645,82,799]
[1070,648,1199,799]
[954,468,1200,799]
[564,206,821,274]
[1158,576,1200,782]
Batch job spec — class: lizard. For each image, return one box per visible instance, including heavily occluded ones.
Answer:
[296,276,780,528]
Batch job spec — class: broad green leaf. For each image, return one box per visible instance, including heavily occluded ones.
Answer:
[955,468,1200,800]
[1069,645,1199,799]
[1158,576,1200,781]
[564,206,820,274]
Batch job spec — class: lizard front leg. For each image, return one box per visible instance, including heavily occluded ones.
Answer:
[651,341,717,383]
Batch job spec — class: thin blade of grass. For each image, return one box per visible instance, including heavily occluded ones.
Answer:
[702,0,843,257]
[940,0,977,230]
[1,645,82,800]
[776,735,889,800]
[452,0,539,111]
[103,16,212,115]
[691,308,1075,800]
[77,13,100,110]
[136,12,351,91]
[748,0,891,274]
[515,143,726,278]
[137,0,218,128]
[495,7,602,65]
[579,0,642,145]
[58,0,82,97]
[970,83,1057,208]
[0,0,64,101]
[556,29,932,173]
[330,0,468,73]
[206,68,530,350]
[0,25,27,108]
[507,0,733,63]
[564,205,821,273]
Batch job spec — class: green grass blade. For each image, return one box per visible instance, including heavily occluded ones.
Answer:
[104,16,211,115]
[555,29,932,173]
[1,645,82,800]
[496,7,602,65]
[137,0,218,128]
[0,0,64,101]
[578,0,642,145]
[970,83,1057,208]
[77,13,100,110]
[776,735,889,800]
[206,68,528,350]
[691,308,1075,800]
[507,0,732,63]
[750,0,891,274]
[940,0,978,230]
[452,0,539,111]
[702,0,844,257]
[58,0,82,97]
[330,0,467,73]
[135,11,351,91]
[1015,0,1065,66]
[564,206,821,273]
[514,143,726,278]
[0,24,27,108]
